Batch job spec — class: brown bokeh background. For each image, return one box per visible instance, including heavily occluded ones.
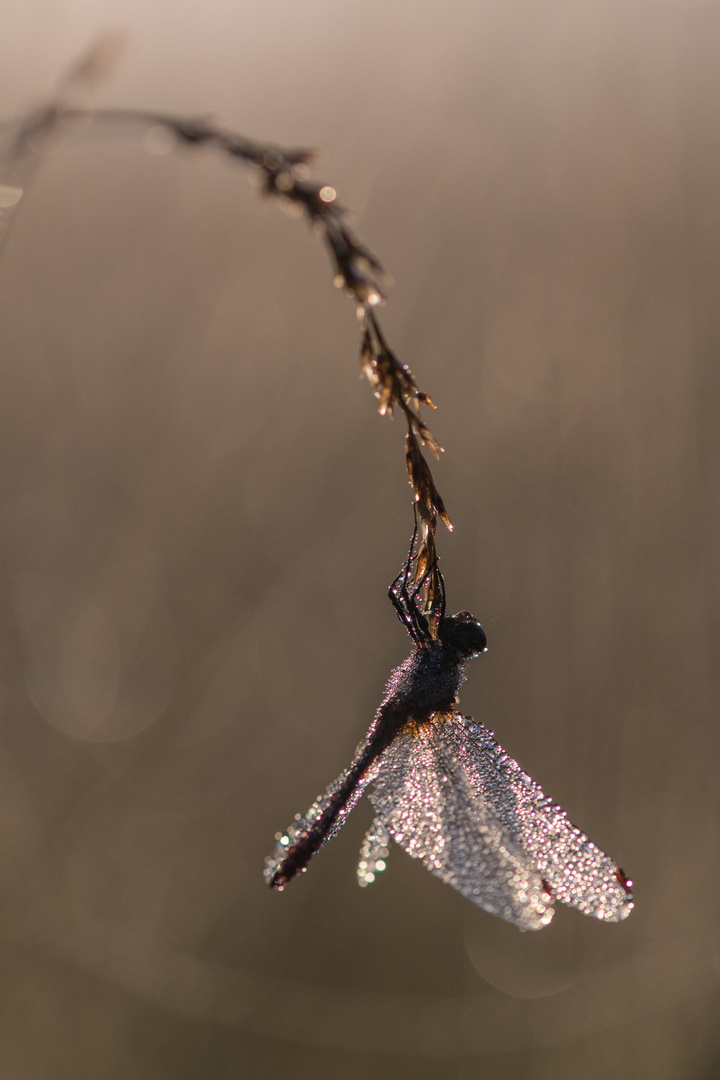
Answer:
[1,2,720,1077]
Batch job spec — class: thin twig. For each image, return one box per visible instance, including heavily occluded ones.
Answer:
[1,39,455,631]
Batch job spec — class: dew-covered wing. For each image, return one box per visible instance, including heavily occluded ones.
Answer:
[439,712,633,921]
[357,816,392,888]
[366,716,555,930]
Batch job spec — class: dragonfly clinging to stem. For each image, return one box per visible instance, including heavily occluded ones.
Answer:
[264,523,633,930]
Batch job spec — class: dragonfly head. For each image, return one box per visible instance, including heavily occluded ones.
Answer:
[439,611,488,659]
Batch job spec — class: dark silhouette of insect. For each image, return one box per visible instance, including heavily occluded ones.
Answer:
[264,528,633,930]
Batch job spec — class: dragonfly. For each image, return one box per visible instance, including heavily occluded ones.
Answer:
[264,529,633,930]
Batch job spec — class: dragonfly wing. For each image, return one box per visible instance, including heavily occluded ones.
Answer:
[367,717,555,930]
[441,712,633,922]
[357,817,392,887]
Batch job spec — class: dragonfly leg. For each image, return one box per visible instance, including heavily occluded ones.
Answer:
[388,513,444,645]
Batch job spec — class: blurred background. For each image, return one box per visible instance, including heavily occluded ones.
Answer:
[1,1,719,1077]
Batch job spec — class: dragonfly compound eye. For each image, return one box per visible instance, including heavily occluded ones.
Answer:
[440,612,488,658]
